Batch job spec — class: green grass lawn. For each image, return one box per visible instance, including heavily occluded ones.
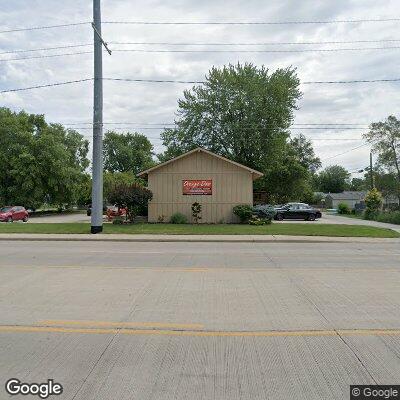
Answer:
[0,222,398,237]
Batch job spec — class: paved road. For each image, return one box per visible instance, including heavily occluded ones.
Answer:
[0,241,399,399]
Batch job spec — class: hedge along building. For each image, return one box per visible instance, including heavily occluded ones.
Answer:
[138,147,263,223]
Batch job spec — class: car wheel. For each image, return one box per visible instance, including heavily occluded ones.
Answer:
[23,216,28,222]
[7,217,12,223]
[308,214,316,221]
[276,213,283,221]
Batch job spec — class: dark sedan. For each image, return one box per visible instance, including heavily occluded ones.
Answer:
[274,203,322,221]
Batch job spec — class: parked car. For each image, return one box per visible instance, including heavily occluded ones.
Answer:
[274,203,322,221]
[0,206,29,222]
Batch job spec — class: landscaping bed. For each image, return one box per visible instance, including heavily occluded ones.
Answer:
[0,223,398,237]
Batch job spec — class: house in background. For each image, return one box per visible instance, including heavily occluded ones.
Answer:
[325,191,367,210]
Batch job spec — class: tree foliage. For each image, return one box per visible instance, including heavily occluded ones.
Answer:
[103,131,155,175]
[289,134,321,172]
[315,165,350,193]
[159,63,313,202]
[364,115,400,204]
[0,107,89,209]
[108,183,152,222]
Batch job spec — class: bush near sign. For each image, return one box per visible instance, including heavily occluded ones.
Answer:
[182,180,212,195]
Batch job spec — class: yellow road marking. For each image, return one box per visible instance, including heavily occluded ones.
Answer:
[1,325,400,337]
[39,320,204,330]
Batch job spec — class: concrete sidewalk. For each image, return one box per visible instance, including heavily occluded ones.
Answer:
[0,233,399,243]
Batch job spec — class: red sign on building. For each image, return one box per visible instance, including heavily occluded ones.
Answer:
[182,180,212,195]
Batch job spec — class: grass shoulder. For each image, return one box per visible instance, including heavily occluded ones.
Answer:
[0,222,398,238]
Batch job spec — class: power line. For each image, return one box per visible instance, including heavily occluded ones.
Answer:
[110,39,400,46]
[321,143,370,161]
[303,78,400,84]
[62,121,369,126]
[0,78,93,94]
[102,17,400,25]
[103,77,400,85]
[103,77,204,84]
[0,51,93,62]
[0,22,90,34]
[3,75,400,94]
[112,46,400,53]
[2,45,398,63]
[0,43,92,55]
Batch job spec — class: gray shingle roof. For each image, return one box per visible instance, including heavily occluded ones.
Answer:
[325,191,367,200]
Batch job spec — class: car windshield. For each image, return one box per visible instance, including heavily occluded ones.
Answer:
[0,207,12,212]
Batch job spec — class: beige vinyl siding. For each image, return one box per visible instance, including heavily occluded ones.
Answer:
[147,150,254,223]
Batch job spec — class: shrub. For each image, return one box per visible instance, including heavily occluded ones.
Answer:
[365,188,383,216]
[253,204,275,221]
[233,204,253,223]
[337,202,350,214]
[248,215,272,225]
[112,216,124,225]
[191,202,202,224]
[375,211,400,225]
[170,212,188,224]
[108,183,153,222]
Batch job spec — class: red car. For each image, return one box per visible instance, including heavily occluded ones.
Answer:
[0,206,29,222]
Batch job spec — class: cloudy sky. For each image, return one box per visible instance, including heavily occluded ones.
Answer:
[1,0,400,176]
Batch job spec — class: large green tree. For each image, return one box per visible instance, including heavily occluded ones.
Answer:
[103,131,155,175]
[363,115,400,204]
[289,134,321,172]
[316,165,350,193]
[0,107,89,209]
[160,63,310,202]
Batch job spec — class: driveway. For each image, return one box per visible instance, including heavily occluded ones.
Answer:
[279,213,400,233]
[28,212,91,223]
[1,240,400,399]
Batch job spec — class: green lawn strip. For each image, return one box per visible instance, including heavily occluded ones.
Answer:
[0,223,398,237]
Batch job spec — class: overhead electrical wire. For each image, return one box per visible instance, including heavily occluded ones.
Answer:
[102,17,400,25]
[0,43,92,55]
[103,77,400,85]
[0,51,93,62]
[1,18,398,34]
[112,46,400,53]
[0,78,93,94]
[2,76,400,94]
[321,143,370,161]
[4,39,400,56]
[0,22,90,34]
[110,39,400,46]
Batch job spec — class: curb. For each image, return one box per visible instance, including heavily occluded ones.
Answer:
[0,234,398,244]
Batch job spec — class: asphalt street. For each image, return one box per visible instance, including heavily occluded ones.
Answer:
[1,240,400,399]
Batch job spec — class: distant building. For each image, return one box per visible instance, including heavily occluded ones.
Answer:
[138,147,263,223]
[325,191,367,210]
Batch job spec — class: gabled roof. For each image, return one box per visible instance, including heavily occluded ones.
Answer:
[326,191,367,200]
[138,147,263,179]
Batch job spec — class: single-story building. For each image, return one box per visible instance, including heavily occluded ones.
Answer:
[325,191,367,209]
[138,147,263,223]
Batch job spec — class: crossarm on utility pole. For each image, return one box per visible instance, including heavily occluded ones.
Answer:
[91,22,112,55]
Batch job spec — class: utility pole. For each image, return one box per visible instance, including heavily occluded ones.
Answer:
[369,151,374,190]
[91,0,111,234]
